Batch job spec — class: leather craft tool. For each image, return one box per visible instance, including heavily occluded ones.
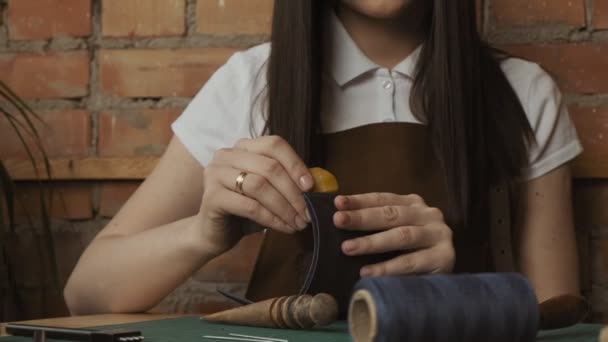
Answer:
[6,324,143,342]
[220,168,589,333]
[246,167,399,316]
[202,333,288,341]
[203,293,338,329]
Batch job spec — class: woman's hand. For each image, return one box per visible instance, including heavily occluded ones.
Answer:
[198,136,313,255]
[334,193,455,276]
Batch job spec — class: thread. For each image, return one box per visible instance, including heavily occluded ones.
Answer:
[349,273,538,342]
[600,326,608,342]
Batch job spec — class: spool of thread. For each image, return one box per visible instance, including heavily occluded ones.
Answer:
[600,326,608,342]
[348,273,539,342]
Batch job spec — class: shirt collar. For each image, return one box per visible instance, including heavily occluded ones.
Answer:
[393,44,422,79]
[327,10,422,87]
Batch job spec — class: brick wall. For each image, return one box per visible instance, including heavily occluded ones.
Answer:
[0,0,607,321]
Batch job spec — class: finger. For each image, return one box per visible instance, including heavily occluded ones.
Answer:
[212,187,296,234]
[359,244,455,277]
[335,205,443,230]
[235,136,314,191]
[211,148,309,224]
[335,193,425,211]
[341,225,445,256]
[212,166,304,231]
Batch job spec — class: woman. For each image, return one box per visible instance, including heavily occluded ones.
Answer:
[64,0,582,314]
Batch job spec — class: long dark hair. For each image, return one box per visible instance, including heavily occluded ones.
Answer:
[263,0,533,229]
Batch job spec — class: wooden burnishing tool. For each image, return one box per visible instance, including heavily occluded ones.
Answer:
[204,293,339,329]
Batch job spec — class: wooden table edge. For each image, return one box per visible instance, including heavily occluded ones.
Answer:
[1,314,196,337]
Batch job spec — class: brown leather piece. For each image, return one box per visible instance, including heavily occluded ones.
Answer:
[539,294,591,330]
[246,123,501,304]
[489,184,515,272]
[246,229,314,301]
[322,123,491,274]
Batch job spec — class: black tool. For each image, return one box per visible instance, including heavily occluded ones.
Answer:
[217,288,254,306]
[6,324,144,342]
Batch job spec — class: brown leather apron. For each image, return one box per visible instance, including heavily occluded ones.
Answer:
[245,123,514,308]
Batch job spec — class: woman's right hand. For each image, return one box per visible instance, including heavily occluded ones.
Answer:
[197,135,314,255]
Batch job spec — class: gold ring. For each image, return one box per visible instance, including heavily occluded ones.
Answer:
[235,171,248,194]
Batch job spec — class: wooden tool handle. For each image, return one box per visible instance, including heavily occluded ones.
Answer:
[270,293,339,329]
[310,168,339,193]
[204,293,338,330]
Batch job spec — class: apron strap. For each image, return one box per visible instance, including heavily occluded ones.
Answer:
[489,183,515,272]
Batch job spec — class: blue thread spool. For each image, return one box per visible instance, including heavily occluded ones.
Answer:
[348,273,539,342]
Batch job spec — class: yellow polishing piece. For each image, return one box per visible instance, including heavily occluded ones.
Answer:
[310,167,339,193]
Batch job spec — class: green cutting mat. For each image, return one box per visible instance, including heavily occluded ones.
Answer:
[0,317,603,342]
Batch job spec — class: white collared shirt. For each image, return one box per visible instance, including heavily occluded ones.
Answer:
[172,13,582,180]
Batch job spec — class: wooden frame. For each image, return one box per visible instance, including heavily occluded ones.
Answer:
[3,157,606,181]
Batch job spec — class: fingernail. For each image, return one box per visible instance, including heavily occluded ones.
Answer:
[295,215,308,230]
[360,267,372,277]
[299,174,314,190]
[305,208,311,222]
[285,224,297,233]
[336,196,348,208]
[333,213,342,227]
[275,217,295,233]
[337,212,350,225]
[343,241,357,254]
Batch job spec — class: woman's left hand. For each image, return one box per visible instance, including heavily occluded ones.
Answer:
[334,193,455,277]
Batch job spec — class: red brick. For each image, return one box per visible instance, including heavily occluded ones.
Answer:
[54,229,99,283]
[573,180,608,227]
[194,233,263,283]
[99,181,141,218]
[15,288,69,319]
[13,182,94,221]
[6,227,100,319]
[151,288,239,314]
[490,0,586,28]
[197,0,273,35]
[0,52,89,99]
[102,0,186,37]
[595,0,608,29]
[98,110,180,157]
[0,110,91,159]
[8,229,97,287]
[99,49,236,97]
[593,236,608,286]
[5,233,48,289]
[570,105,608,162]
[506,43,608,94]
[7,0,91,40]
[571,105,608,227]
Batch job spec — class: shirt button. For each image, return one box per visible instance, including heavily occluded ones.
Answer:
[382,80,393,89]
